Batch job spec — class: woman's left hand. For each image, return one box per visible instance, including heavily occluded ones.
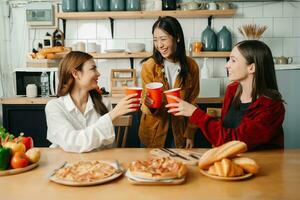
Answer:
[165,95,197,117]
[185,138,194,149]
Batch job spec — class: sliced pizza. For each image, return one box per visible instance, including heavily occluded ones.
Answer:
[54,160,116,182]
[128,157,188,180]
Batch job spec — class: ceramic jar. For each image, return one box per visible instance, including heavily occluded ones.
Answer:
[201,26,217,51]
[77,0,93,12]
[126,0,141,11]
[62,0,77,12]
[26,84,37,98]
[110,0,125,11]
[217,26,232,51]
[94,0,109,11]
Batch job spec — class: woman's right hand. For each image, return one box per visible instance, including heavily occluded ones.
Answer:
[144,93,154,108]
[109,94,140,121]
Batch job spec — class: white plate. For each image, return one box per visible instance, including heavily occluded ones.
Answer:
[105,49,125,53]
[125,170,186,185]
[199,169,253,181]
[0,162,39,176]
[49,161,123,186]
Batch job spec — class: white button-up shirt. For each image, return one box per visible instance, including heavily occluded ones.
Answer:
[45,94,115,153]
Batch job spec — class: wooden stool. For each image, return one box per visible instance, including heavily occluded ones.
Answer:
[111,69,137,96]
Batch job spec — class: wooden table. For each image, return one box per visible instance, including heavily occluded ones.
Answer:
[0,148,299,200]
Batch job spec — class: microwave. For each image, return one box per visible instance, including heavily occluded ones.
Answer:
[14,68,59,97]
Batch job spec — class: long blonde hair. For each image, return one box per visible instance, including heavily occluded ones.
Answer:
[57,51,108,115]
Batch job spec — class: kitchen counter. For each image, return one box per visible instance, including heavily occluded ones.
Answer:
[0,148,299,200]
[0,96,224,105]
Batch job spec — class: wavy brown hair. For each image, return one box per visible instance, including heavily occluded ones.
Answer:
[57,51,108,115]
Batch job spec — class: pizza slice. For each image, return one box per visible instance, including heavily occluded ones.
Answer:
[128,157,188,180]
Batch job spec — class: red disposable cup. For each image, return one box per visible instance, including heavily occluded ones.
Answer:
[125,87,142,110]
[164,88,181,114]
[164,88,181,104]
[146,82,163,108]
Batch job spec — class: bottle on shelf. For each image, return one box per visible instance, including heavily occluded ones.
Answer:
[40,71,50,97]
[201,58,210,79]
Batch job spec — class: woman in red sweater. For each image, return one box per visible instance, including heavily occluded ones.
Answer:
[166,40,285,150]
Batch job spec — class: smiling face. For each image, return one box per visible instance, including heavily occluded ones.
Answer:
[225,46,255,83]
[153,28,177,62]
[74,59,100,91]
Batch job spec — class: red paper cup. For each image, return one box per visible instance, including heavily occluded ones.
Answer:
[164,88,181,114]
[164,88,181,104]
[146,82,163,108]
[125,87,142,110]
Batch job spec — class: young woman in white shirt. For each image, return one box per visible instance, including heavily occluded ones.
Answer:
[45,51,139,153]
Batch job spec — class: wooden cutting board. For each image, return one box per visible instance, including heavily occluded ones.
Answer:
[150,149,202,166]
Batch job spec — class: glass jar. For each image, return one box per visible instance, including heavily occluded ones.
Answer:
[110,0,125,11]
[126,0,141,11]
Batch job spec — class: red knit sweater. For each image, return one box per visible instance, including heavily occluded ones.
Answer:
[190,82,285,150]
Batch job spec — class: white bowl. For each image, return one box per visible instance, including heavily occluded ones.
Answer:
[127,43,145,52]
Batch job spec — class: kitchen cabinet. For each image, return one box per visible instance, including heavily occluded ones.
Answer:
[2,104,51,147]
[56,9,236,67]
[276,67,300,148]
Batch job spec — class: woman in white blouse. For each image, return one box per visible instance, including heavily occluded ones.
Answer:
[45,51,139,153]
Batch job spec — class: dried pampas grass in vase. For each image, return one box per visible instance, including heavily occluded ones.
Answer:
[238,24,267,40]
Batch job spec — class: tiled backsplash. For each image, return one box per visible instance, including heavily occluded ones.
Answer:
[28,1,300,95]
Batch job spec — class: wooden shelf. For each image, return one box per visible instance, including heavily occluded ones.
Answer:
[56,9,236,20]
[89,51,230,59]
[192,51,230,58]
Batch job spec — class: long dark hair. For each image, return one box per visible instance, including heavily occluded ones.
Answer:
[57,51,108,115]
[232,40,283,106]
[142,16,189,81]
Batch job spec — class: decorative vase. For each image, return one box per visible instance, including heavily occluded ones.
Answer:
[94,0,109,11]
[217,26,232,51]
[62,0,77,12]
[110,0,125,11]
[126,0,141,11]
[162,0,176,10]
[77,0,93,12]
[201,26,217,51]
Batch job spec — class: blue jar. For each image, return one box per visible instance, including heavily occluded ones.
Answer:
[62,0,77,12]
[94,0,109,11]
[201,26,217,51]
[110,0,125,11]
[217,26,232,51]
[126,0,140,11]
[77,0,93,12]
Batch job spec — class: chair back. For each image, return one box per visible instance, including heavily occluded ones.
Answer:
[113,115,132,147]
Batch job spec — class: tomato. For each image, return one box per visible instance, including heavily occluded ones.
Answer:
[10,152,29,169]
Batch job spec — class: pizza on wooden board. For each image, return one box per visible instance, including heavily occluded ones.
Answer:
[128,157,188,180]
[54,160,116,182]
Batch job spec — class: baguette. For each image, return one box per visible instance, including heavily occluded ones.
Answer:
[198,141,247,169]
[232,157,259,174]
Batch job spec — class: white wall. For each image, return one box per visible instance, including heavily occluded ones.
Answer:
[23,1,300,94]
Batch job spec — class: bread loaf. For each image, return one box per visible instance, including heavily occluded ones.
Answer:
[198,141,247,169]
[207,158,244,177]
[232,157,259,174]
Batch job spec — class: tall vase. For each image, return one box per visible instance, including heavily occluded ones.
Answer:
[201,26,217,51]
[217,26,232,51]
